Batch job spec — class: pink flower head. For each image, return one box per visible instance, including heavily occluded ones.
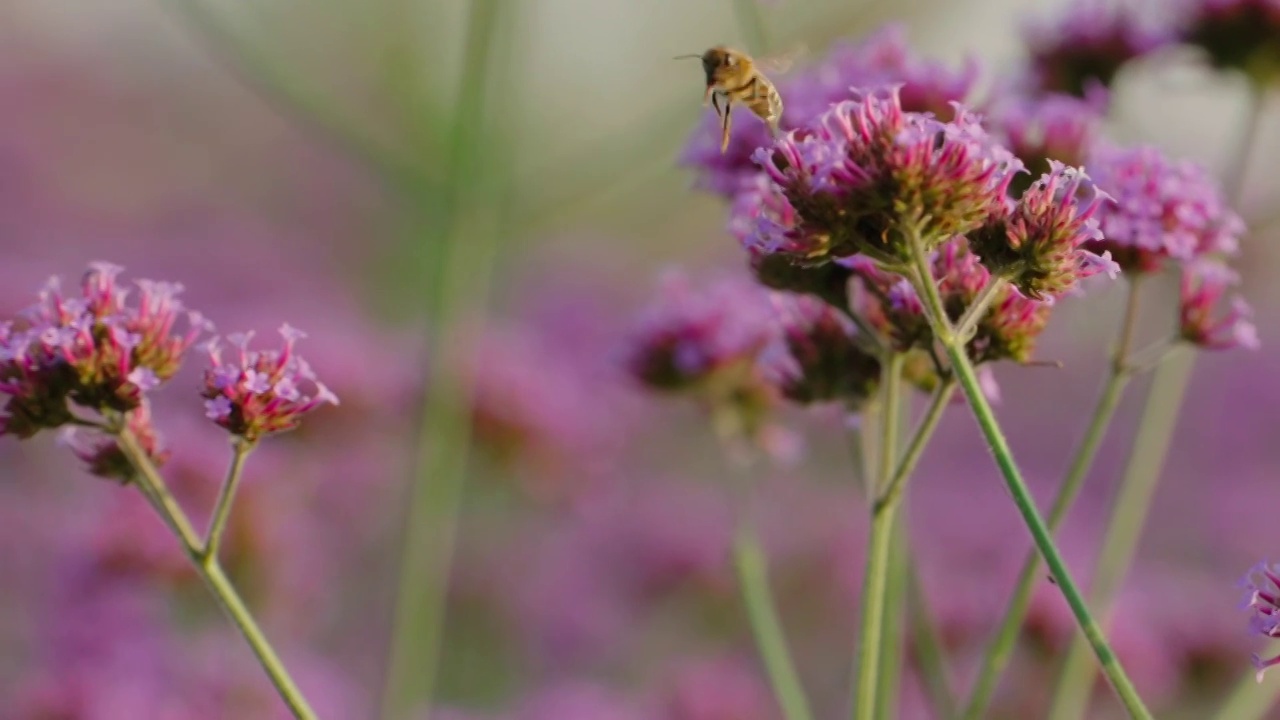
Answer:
[1181,0,1280,85]
[1179,260,1259,351]
[1241,560,1280,679]
[57,401,170,482]
[623,271,781,393]
[1086,144,1244,274]
[1023,0,1175,97]
[0,262,211,437]
[747,87,1021,265]
[971,161,1118,300]
[199,324,339,441]
[987,91,1106,185]
[768,293,880,407]
[681,24,980,199]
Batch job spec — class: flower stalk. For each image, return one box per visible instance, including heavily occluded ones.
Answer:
[114,422,318,720]
[962,277,1145,720]
[203,437,254,559]
[905,226,1154,720]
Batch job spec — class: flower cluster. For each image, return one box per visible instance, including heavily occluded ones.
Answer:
[1023,1,1174,97]
[0,262,211,437]
[745,87,1020,265]
[769,294,880,407]
[58,403,170,482]
[970,162,1118,300]
[1241,561,1280,679]
[200,325,339,442]
[986,91,1105,190]
[1179,260,1259,351]
[1085,144,1244,274]
[1181,0,1280,86]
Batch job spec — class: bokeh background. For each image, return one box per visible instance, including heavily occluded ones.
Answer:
[3,0,1280,718]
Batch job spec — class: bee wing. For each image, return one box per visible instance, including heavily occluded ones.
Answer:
[756,44,809,75]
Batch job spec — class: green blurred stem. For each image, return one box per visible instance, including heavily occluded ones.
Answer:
[875,529,908,720]
[1212,663,1280,720]
[203,438,254,560]
[731,0,770,54]
[905,228,1154,720]
[909,565,958,720]
[853,353,904,720]
[379,1,508,719]
[1045,349,1192,720]
[116,426,317,720]
[961,278,1144,720]
[952,277,1005,344]
[733,521,815,720]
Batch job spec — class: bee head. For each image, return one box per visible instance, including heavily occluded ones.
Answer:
[702,46,737,84]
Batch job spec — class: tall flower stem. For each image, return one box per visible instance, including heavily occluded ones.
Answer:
[905,230,1154,720]
[203,438,254,558]
[733,518,815,720]
[853,353,905,720]
[1212,662,1280,720]
[1046,350,1190,720]
[909,564,958,720]
[962,278,1144,720]
[115,426,318,720]
[381,1,509,718]
[875,529,908,720]
[852,366,957,720]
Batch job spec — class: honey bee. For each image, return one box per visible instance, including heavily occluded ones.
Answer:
[676,46,786,153]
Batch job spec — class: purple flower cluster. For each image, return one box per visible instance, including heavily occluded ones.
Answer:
[0,262,210,437]
[986,91,1106,185]
[1179,261,1259,350]
[200,325,339,442]
[1181,0,1280,85]
[744,87,1019,264]
[970,161,1118,300]
[1022,1,1174,97]
[1086,144,1244,273]
[1241,561,1280,679]
[769,294,880,407]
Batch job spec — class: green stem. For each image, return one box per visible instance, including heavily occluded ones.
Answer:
[962,278,1144,720]
[952,277,1005,344]
[853,353,905,720]
[731,0,769,54]
[380,2,508,718]
[875,529,908,720]
[905,230,1154,720]
[908,565,958,720]
[734,522,815,720]
[203,438,254,559]
[1046,349,1191,720]
[116,428,318,720]
[1212,666,1280,720]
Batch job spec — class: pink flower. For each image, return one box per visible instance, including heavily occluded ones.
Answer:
[1179,260,1259,351]
[1240,561,1280,679]
[199,324,338,441]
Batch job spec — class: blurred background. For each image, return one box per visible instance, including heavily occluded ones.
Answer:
[2,0,1280,718]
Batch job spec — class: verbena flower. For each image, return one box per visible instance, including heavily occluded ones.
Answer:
[200,324,339,442]
[1181,0,1280,86]
[970,161,1119,300]
[0,262,211,437]
[58,401,170,482]
[623,271,781,394]
[1085,144,1244,273]
[681,24,980,198]
[769,294,880,407]
[1023,0,1175,96]
[1240,560,1280,679]
[745,87,1020,265]
[987,91,1105,193]
[1179,260,1259,350]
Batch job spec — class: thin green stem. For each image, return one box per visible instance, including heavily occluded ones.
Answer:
[875,529,908,720]
[731,0,769,54]
[1047,349,1191,720]
[952,277,1005,344]
[734,522,815,720]
[908,565,958,720]
[203,438,254,559]
[116,427,317,720]
[962,278,1144,720]
[380,1,509,718]
[853,353,905,720]
[1212,666,1280,720]
[905,229,1154,720]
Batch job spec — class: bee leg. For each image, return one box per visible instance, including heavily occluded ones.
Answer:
[719,97,733,153]
[703,85,715,106]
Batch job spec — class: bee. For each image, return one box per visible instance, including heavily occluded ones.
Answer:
[676,46,786,153]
